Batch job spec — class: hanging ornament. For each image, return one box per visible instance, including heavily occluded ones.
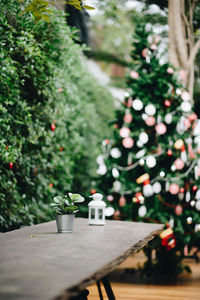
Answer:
[127,98,133,108]
[160,171,165,177]
[164,113,173,125]
[51,123,56,131]
[9,162,14,169]
[171,165,176,171]
[124,113,133,123]
[90,189,97,195]
[174,158,184,170]
[122,137,134,148]
[184,118,191,130]
[164,100,171,107]
[175,205,183,215]
[180,145,187,162]
[145,104,156,116]
[169,218,174,228]
[139,132,149,144]
[169,183,179,195]
[139,159,145,166]
[174,139,184,150]
[190,200,196,207]
[138,205,147,217]
[146,155,156,168]
[136,149,146,159]
[184,245,189,256]
[132,99,143,111]
[112,168,119,178]
[102,139,110,146]
[165,181,170,191]
[150,44,157,50]
[181,91,190,101]
[119,127,130,138]
[110,148,121,159]
[128,153,133,165]
[49,182,53,188]
[113,210,120,220]
[107,195,114,202]
[154,35,161,44]
[186,191,191,202]
[196,200,200,210]
[180,187,185,193]
[130,70,139,79]
[176,116,186,134]
[142,113,148,121]
[119,196,126,207]
[152,182,162,194]
[145,116,156,126]
[192,185,198,192]
[124,92,130,98]
[160,228,176,251]
[113,180,121,192]
[105,207,115,217]
[196,188,200,200]
[143,179,154,197]
[181,101,192,112]
[96,164,107,175]
[136,140,143,148]
[195,224,200,232]
[136,173,149,184]
[132,192,144,204]
[155,123,167,135]
[167,67,174,74]
[142,48,148,58]
[187,217,192,224]
[193,120,200,136]
[96,154,104,164]
[189,113,197,122]
[167,149,173,156]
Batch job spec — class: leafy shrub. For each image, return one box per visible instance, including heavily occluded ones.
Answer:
[0,0,114,231]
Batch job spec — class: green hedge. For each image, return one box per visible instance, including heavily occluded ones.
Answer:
[0,0,114,231]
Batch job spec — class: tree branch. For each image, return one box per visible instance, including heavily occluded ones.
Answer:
[188,38,200,67]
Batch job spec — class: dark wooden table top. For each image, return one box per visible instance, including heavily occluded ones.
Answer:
[0,218,163,300]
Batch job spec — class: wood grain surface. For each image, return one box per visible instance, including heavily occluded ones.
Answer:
[0,218,163,300]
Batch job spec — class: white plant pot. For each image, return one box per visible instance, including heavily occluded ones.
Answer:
[56,214,75,233]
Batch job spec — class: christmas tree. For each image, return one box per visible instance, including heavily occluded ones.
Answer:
[95,24,200,275]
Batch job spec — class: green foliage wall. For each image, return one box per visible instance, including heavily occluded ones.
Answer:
[0,0,114,231]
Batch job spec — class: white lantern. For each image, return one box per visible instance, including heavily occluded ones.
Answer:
[88,193,106,225]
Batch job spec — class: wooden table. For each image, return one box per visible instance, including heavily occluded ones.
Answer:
[0,218,163,300]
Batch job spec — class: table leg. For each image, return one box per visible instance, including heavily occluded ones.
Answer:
[101,276,116,300]
[96,280,104,300]
[69,289,89,300]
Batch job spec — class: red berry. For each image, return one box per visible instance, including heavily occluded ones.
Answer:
[9,162,13,169]
[51,124,56,131]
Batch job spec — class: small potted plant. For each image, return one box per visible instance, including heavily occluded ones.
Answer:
[50,193,85,233]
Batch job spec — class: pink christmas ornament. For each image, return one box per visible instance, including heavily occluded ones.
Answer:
[150,44,157,50]
[181,91,190,101]
[127,97,133,108]
[175,204,183,215]
[142,48,148,58]
[174,158,184,170]
[145,116,156,126]
[167,67,174,74]
[184,245,188,256]
[107,195,114,202]
[130,70,139,79]
[189,113,197,122]
[119,127,130,138]
[113,210,120,220]
[155,123,167,135]
[119,196,126,207]
[184,118,191,129]
[124,113,133,124]
[122,137,134,148]
[169,183,179,195]
[164,100,171,107]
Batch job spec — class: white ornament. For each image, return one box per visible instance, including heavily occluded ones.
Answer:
[195,200,200,211]
[176,88,182,95]
[186,191,191,202]
[146,155,156,168]
[195,224,200,232]
[136,141,143,148]
[187,217,192,224]
[196,189,200,200]
[96,155,104,165]
[113,180,121,192]
[145,104,156,116]
[190,200,196,207]
[171,165,176,171]
[124,92,130,97]
[143,183,154,197]
[178,192,184,201]
[181,91,190,101]
[136,149,146,159]
[105,207,115,217]
[132,99,143,111]
[181,149,187,163]
[138,205,147,217]
[139,132,149,144]
[96,164,107,175]
[181,101,192,112]
[160,171,165,177]
[153,182,162,194]
[139,159,145,166]
[165,181,170,191]
[112,168,119,178]
[169,218,174,228]
[110,148,121,159]
[142,113,148,120]
[165,113,173,124]
[193,120,200,136]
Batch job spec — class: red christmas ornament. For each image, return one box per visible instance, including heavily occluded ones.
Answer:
[160,228,176,251]
[90,189,96,195]
[119,196,126,207]
[9,162,14,169]
[132,192,144,203]
[192,185,198,192]
[51,123,56,131]
[175,205,183,216]
[34,168,38,175]
[6,145,9,149]
[105,139,110,145]
[49,183,53,188]
[59,147,64,151]
[167,149,173,156]
[164,100,171,107]
[180,187,184,193]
